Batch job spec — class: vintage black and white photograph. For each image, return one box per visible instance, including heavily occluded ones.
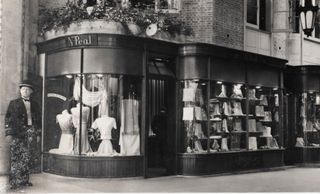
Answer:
[1,0,320,193]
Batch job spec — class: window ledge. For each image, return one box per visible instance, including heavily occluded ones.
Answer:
[246,25,271,34]
[304,36,320,44]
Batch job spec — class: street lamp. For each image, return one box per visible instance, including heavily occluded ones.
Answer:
[298,0,319,37]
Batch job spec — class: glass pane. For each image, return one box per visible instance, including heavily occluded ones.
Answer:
[296,92,320,147]
[249,86,280,150]
[247,0,258,25]
[209,82,247,152]
[181,80,208,153]
[44,75,74,153]
[46,74,142,156]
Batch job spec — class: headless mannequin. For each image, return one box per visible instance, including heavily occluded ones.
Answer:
[71,103,92,154]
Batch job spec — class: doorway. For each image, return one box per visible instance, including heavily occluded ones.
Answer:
[147,78,176,177]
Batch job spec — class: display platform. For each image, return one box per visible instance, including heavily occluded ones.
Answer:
[43,153,143,178]
[178,149,284,175]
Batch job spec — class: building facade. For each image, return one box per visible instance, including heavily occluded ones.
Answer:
[0,0,320,176]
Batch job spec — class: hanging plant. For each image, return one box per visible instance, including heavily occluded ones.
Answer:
[38,0,193,37]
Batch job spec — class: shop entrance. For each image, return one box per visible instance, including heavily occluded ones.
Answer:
[147,77,176,177]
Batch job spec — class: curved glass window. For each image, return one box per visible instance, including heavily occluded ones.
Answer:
[44,74,142,156]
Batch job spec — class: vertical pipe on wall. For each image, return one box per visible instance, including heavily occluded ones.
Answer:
[142,45,148,178]
[79,48,84,156]
[40,53,46,172]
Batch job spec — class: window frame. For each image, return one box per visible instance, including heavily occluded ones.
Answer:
[154,0,181,13]
[246,0,260,29]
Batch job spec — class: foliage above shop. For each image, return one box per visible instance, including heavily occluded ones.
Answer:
[38,0,193,38]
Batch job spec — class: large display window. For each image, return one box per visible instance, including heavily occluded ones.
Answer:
[294,92,320,147]
[45,74,142,157]
[180,81,281,154]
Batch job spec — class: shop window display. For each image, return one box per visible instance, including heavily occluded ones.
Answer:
[210,82,247,152]
[46,74,141,156]
[295,92,320,147]
[248,86,280,150]
[181,80,208,153]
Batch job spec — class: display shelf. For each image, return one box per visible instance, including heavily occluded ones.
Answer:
[230,131,246,134]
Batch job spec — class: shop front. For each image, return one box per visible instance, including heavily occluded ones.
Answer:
[285,65,320,164]
[177,43,287,175]
[37,33,178,178]
[37,33,289,178]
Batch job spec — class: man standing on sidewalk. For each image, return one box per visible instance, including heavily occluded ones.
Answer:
[4,80,41,190]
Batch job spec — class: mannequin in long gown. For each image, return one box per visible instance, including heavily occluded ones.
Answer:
[71,103,92,154]
[91,115,117,156]
[49,110,74,154]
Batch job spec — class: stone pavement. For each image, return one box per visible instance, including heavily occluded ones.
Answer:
[1,167,320,193]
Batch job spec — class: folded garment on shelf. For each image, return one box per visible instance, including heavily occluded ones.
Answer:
[194,106,202,120]
[231,84,243,98]
[212,122,222,133]
[262,126,272,137]
[255,106,265,117]
[248,119,257,132]
[249,137,257,150]
[218,84,227,98]
[233,118,243,131]
[232,101,244,115]
[182,88,196,102]
[295,137,304,147]
[259,95,268,106]
[222,119,229,133]
[211,139,220,150]
[262,111,272,122]
[248,89,257,100]
[221,138,229,151]
[223,102,232,116]
[274,94,279,107]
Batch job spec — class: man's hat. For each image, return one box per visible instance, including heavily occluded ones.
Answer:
[19,80,33,90]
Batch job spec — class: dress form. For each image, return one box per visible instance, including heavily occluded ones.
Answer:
[91,115,117,156]
[49,110,74,154]
[71,103,92,154]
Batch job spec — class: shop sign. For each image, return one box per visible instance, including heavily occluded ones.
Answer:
[66,34,98,47]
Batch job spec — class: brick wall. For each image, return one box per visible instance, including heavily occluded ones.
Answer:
[180,0,214,44]
[180,0,244,50]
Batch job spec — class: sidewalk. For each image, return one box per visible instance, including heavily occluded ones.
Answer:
[1,166,320,193]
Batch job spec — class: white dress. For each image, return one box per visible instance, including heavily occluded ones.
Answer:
[91,116,117,156]
[49,110,74,154]
[71,105,92,154]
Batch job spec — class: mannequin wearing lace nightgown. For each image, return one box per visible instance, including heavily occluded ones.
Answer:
[71,103,92,154]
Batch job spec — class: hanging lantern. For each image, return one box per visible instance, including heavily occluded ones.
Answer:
[298,0,319,37]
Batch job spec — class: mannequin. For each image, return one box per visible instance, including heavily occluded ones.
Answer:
[91,115,117,156]
[57,110,74,154]
[71,103,92,154]
[248,89,257,100]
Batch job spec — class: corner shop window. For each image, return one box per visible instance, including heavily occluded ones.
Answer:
[295,92,320,147]
[46,74,141,156]
[248,86,281,150]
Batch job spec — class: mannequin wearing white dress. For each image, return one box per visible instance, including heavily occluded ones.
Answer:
[71,103,92,154]
[49,110,74,154]
[91,115,117,156]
